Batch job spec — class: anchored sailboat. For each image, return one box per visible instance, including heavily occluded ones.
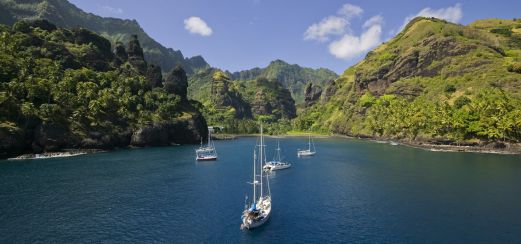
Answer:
[241,125,271,230]
[195,129,218,161]
[297,134,316,157]
[264,139,291,171]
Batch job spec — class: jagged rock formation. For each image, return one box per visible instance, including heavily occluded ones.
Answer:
[146,64,163,88]
[127,34,147,74]
[251,90,272,115]
[211,71,252,119]
[114,41,128,66]
[322,80,337,103]
[164,65,188,100]
[304,83,322,107]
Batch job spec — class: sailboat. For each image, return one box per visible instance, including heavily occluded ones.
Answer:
[297,134,316,157]
[241,125,272,230]
[195,129,218,161]
[264,139,291,171]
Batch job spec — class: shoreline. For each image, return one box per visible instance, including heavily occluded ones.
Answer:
[5,134,520,160]
[329,134,521,155]
[7,149,104,160]
[227,133,521,155]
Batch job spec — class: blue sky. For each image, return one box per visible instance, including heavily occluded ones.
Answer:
[69,0,521,74]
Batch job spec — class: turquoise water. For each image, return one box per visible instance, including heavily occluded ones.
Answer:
[1,137,520,242]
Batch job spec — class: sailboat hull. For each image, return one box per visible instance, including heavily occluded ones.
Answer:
[241,197,271,229]
[196,156,217,161]
[298,150,316,157]
[264,161,291,171]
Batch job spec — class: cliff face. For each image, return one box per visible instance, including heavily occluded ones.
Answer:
[304,83,322,108]
[0,19,207,158]
[296,17,521,143]
[210,71,252,119]
[0,0,210,74]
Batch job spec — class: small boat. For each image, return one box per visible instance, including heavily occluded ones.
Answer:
[195,129,218,161]
[264,139,291,171]
[241,125,272,230]
[297,134,316,157]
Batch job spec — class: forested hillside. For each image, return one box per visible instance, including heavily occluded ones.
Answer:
[0,19,207,158]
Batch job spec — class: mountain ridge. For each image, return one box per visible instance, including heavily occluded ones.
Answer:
[230,59,338,104]
[0,0,210,74]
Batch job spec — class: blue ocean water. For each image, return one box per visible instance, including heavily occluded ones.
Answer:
[1,137,520,243]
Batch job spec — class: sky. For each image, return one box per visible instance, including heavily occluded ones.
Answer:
[69,0,521,74]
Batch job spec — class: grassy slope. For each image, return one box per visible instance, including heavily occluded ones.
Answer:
[297,17,521,142]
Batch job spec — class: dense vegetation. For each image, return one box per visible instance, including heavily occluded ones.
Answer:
[296,17,521,144]
[0,19,207,158]
[0,0,209,74]
[189,70,294,134]
[230,59,338,104]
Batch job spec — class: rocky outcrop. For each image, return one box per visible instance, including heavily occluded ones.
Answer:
[79,130,132,150]
[355,36,476,95]
[146,64,163,88]
[212,71,252,119]
[131,113,207,146]
[164,65,188,100]
[127,34,147,74]
[251,91,272,115]
[0,124,25,158]
[33,123,78,152]
[114,41,128,65]
[322,80,337,103]
[304,83,322,107]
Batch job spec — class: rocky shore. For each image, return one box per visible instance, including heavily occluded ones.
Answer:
[8,149,104,160]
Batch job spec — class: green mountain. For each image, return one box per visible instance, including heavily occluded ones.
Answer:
[230,59,338,104]
[0,0,210,74]
[0,19,207,158]
[188,69,295,133]
[296,17,521,144]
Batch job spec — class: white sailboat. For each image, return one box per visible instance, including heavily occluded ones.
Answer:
[297,134,316,157]
[264,139,291,171]
[195,129,218,161]
[241,125,271,230]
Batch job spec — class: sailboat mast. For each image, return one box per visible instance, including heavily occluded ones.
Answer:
[260,125,264,198]
[208,129,211,146]
[308,134,311,151]
[253,147,256,204]
[277,139,281,161]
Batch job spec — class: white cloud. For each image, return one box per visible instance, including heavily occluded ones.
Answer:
[338,3,363,19]
[399,4,462,31]
[304,4,384,60]
[100,6,123,15]
[304,16,348,42]
[363,15,383,29]
[184,16,213,37]
[328,23,382,60]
